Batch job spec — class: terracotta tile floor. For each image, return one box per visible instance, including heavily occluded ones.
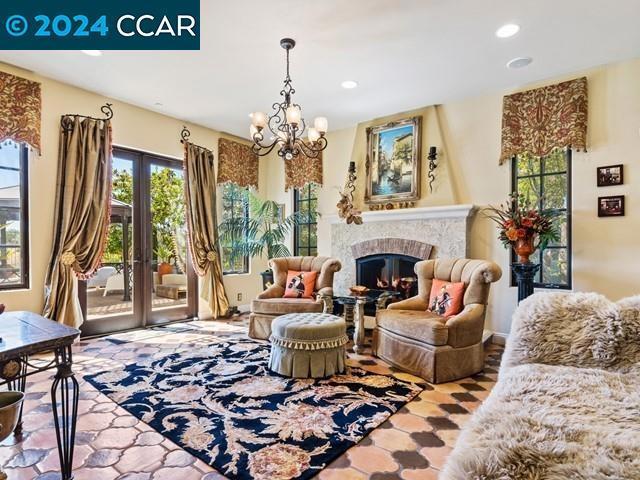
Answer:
[0,317,503,479]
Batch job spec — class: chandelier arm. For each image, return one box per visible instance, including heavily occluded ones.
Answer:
[295,138,323,159]
[251,137,281,157]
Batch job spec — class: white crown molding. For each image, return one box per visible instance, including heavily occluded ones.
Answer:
[324,204,476,224]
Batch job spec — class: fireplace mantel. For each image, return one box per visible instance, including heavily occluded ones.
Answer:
[325,204,476,224]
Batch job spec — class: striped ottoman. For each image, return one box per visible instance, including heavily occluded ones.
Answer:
[269,313,348,378]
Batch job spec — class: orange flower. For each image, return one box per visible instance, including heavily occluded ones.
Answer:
[522,218,533,227]
[506,228,519,241]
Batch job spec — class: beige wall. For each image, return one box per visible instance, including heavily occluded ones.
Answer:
[2,57,638,334]
[311,58,640,334]
[0,62,267,319]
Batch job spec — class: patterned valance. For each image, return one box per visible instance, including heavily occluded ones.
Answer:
[217,137,259,189]
[0,71,41,151]
[499,77,587,165]
[284,150,323,191]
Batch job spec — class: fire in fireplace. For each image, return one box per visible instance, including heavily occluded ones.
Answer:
[356,253,420,301]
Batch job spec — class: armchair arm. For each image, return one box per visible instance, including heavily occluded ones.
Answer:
[316,286,334,297]
[257,284,285,299]
[387,295,429,311]
[445,304,485,348]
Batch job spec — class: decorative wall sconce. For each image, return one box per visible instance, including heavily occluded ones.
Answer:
[337,161,363,224]
[427,146,439,193]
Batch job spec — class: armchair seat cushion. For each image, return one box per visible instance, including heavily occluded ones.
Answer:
[376,309,448,346]
[251,298,323,316]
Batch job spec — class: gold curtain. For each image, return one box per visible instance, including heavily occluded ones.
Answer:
[217,137,259,189]
[0,71,41,150]
[284,150,323,191]
[184,142,230,318]
[43,117,113,328]
[499,77,588,165]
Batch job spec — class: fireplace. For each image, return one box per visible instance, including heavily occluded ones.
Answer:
[356,253,420,314]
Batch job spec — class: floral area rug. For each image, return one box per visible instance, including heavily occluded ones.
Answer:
[85,338,422,480]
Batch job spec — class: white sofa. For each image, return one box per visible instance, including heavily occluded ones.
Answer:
[442,292,640,480]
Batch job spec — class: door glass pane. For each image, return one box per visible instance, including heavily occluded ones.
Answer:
[150,163,188,312]
[87,156,134,319]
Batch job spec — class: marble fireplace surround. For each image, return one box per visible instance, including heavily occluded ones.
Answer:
[328,205,476,295]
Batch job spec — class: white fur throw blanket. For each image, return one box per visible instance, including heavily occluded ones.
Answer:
[442,292,640,480]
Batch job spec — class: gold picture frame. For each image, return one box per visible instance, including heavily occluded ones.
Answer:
[365,116,421,204]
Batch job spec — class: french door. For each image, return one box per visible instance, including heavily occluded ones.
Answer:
[80,147,197,336]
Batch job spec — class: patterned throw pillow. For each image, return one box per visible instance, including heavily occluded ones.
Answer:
[283,270,318,299]
[427,279,465,317]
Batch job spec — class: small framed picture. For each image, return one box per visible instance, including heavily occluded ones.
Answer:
[597,164,623,187]
[598,195,625,217]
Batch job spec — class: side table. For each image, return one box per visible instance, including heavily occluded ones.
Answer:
[321,291,399,354]
[0,311,80,480]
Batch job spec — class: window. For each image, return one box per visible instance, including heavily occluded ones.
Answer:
[0,141,29,290]
[221,183,249,274]
[293,183,318,256]
[512,148,572,289]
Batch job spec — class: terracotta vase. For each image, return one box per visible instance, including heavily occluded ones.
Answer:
[514,236,535,264]
[157,262,173,277]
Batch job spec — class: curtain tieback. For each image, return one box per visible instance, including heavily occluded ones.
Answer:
[60,251,76,266]
[206,251,217,262]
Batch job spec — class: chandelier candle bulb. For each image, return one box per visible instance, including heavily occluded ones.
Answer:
[252,112,268,129]
[277,131,289,144]
[314,117,328,134]
[285,105,302,125]
[308,127,320,143]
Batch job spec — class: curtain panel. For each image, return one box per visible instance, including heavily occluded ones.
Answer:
[284,150,323,191]
[184,142,230,318]
[43,117,113,328]
[217,137,259,189]
[499,77,588,165]
[0,71,41,151]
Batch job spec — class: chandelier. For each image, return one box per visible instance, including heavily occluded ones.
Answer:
[250,38,328,160]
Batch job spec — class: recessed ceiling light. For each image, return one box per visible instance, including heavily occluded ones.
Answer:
[341,80,359,89]
[496,24,520,38]
[506,57,533,69]
[81,50,102,57]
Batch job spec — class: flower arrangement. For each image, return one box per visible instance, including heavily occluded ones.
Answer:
[484,193,560,263]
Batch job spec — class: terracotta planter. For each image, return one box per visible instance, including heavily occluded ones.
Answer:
[157,262,173,277]
[514,236,535,264]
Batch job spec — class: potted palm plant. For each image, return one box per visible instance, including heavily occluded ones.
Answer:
[218,192,304,289]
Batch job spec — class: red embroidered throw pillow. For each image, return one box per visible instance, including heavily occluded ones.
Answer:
[427,279,465,317]
[283,270,318,299]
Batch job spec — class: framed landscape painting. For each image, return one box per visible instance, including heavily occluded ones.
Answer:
[365,116,421,204]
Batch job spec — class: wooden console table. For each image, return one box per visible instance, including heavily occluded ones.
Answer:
[0,311,80,480]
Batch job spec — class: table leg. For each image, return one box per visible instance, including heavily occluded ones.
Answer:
[343,304,355,326]
[7,355,27,435]
[353,298,366,354]
[51,346,79,480]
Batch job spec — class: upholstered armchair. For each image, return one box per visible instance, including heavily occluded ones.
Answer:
[373,258,502,383]
[249,256,342,340]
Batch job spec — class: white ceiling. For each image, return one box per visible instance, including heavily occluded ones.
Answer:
[2,0,640,139]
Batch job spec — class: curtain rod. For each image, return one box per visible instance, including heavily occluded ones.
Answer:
[60,103,114,131]
[180,125,214,155]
